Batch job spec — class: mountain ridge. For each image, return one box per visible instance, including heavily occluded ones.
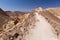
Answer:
[0,7,60,40]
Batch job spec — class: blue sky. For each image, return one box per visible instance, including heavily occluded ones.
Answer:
[0,0,60,12]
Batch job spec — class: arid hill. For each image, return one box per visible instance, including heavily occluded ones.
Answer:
[46,8,60,16]
[0,7,60,40]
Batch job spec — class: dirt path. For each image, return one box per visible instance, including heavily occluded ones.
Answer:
[25,12,59,40]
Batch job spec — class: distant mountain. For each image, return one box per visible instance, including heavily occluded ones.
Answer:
[5,11,25,16]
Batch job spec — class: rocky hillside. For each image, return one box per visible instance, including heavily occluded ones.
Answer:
[0,7,60,40]
[0,8,10,32]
